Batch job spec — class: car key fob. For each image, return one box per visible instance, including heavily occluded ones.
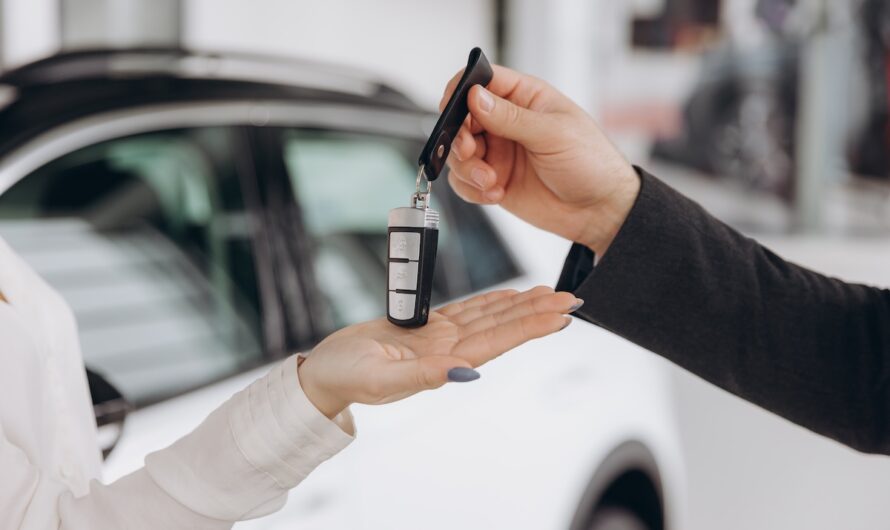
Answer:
[386,47,493,327]
[387,205,439,327]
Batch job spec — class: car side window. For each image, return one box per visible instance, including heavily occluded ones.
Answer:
[281,128,519,328]
[0,127,265,407]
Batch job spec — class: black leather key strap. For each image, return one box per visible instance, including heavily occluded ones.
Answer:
[418,47,493,182]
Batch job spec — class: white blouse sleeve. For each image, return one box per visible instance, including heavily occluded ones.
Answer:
[2,355,354,529]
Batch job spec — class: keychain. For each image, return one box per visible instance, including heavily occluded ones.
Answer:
[386,47,493,327]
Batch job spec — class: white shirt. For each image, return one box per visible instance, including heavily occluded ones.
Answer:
[0,236,355,528]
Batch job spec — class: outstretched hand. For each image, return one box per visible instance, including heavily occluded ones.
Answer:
[298,286,581,418]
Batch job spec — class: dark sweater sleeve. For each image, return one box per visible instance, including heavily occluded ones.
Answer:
[557,168,890,454]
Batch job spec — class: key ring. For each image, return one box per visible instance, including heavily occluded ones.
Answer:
[413,165,432,209]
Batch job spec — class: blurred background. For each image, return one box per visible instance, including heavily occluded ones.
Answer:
[1,0,889,529]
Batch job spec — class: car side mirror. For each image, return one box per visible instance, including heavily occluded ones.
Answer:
[86,367,131,460]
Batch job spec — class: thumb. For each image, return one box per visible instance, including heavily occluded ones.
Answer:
[380,356,479,397]
[468,85,553,147]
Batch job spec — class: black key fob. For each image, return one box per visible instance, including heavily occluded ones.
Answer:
[386,47,493,327]
[387,206,439,327]
[419,47,494,182]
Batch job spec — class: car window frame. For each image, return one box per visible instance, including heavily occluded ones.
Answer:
[240,125,328,354]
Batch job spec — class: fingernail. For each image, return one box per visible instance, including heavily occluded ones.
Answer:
[569,299,584,312]
[471,167,489,188]
[560,317,573,331]
[447,367,481,383]
[477,87,494,113]
[483,188,502,202]
[452,136,464,161]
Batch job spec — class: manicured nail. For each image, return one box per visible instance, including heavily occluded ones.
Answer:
[447,367,481,383]
[471,167,489,188]
[560,317,573,330]
[569,299,584,312]
[477,87,494,113]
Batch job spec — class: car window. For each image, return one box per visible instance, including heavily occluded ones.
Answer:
[0,127,264,406]
[282,128,519,328]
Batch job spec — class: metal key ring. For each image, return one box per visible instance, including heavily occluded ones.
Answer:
[413,165,432,209]
[415,165,433,195]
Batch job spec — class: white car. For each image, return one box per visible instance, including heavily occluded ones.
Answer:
[0,49,684,529]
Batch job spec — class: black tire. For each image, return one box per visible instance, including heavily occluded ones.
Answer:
[587,506,650,530]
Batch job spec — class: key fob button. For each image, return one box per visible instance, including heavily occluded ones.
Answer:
[389,292,417,321]
[388,261,419,291]
[389,232,421,260]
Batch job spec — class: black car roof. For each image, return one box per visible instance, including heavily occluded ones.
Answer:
[0,48,423,155]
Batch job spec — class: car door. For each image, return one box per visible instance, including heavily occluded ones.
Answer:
[0,125,284,467]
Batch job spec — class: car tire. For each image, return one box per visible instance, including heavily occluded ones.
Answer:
[586,506,650,530]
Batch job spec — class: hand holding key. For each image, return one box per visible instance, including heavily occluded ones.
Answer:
[299,286,580,418]
[443,64,641,259]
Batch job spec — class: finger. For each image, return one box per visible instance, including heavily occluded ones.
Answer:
[444,64,548,107]
[442,63,571,126]
[453,313,571,367]
[377,355,474,398]
[486,64,546,102]
[449,170,504,204]
[448,171,488,204]
[468,84,557,147]
[437,288,519,317]
[461,291,578,337]
[473,133,488,159]
[484,133,517,190]
[452,285,554,325]
[451,127,476,162]
[468,115,485,135]
[449,156,499,193]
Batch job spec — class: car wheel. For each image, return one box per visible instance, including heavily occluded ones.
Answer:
[587,506,650,530]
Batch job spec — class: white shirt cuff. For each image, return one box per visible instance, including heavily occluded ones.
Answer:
[232,355,354,485]
[145,355,355,521]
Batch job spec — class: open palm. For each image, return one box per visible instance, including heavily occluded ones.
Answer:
[299,286,579,417]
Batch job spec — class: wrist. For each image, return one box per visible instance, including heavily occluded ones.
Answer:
[297,355,349,419]
[578,166,640,257]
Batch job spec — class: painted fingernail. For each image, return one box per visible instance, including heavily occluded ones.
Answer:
[477,87,494,113]
[471,167,489,188]
[569,299,584,312]
[560,317,573,330]
[447,367,481,383]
